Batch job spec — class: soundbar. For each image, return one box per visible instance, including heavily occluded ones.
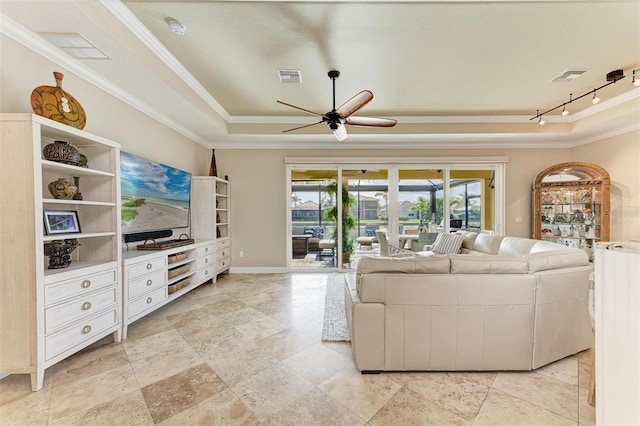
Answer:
[123,229,172,243]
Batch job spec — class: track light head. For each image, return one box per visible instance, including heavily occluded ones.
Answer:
[592,90,600,104]
[538,116,545,126]
[633,70,640,87]
[561,104,569,116]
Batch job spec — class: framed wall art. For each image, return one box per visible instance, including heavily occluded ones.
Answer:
[43,210,81,235]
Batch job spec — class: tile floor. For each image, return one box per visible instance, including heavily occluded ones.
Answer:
[0,273,595,425]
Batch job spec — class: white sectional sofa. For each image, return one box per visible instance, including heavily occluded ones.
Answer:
[344,232,593,372]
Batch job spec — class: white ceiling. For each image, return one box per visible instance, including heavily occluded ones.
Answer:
[1,0,639,149]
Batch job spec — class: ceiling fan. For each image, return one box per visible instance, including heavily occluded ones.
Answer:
[277,70,397,141]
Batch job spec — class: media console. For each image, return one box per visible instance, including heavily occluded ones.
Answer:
[121,239,215,338]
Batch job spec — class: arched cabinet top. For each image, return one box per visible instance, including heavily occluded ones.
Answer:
[533,162,610,188]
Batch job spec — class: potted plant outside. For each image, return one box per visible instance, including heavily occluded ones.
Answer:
[323,181,356,264]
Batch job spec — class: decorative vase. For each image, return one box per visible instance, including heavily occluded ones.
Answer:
[209,149,218,177]
[77,152,88,168]
[72,176,83,200]
[42,140,81,165]
[44,239,80,269]
[48,178,77,200]
[31,72,86,129]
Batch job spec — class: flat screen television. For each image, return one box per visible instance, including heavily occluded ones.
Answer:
[120,151,191,237]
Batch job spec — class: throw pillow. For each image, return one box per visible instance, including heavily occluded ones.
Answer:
[431,233,464,254]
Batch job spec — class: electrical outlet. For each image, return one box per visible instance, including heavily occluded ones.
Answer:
[239,251,244,258]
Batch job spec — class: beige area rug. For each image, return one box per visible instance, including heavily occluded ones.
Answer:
[292,254,326,268]
[321,278,350,341]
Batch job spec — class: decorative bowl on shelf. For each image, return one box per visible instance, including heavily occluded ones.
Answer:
[42,140,81,165]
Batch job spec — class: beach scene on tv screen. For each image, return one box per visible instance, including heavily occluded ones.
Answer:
[120,152,191,234]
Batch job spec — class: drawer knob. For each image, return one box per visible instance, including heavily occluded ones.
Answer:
[222,261,226,266]
[146,279,153,286]
[146,263,152,270]
[146,297,153,304]
[204,258,209,263]
[81,302,92,311]
[205,247,209,252]
[81,280,91,289]
[82,325,92,334]
[222,251,226,256]
[205,270,208,275]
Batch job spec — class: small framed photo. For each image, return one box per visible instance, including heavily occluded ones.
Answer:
[43,210,81,235]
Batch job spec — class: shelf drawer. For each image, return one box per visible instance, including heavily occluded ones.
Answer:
[45,307,118,361]
[196,265,214,282]
[197,244,214,257]
[45,268,118,306]
[128,287,166,319]
[217,238,230,250]
[216,257,230,272]
[217,246,230,259]
[127,257,166,279]
[128,270,166,300]
[197,254,214,269]
[45,287,117,334]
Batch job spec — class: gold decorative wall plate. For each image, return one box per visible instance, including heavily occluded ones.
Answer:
[31,72,86,129]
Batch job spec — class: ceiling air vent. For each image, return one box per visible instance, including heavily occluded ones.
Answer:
[551,69,590,83]
[278,70,302,83]
[39,33,109,59]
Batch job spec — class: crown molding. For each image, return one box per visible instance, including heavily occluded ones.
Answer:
[100,0,231,122]
[0,14,212,148]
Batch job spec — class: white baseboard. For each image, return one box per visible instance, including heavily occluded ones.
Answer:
[228,267,288,274]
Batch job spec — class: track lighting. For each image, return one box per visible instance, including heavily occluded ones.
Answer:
[531,68,633,124]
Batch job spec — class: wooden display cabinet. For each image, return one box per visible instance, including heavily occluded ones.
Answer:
[532,162,610,261]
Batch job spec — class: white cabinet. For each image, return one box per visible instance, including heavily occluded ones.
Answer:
[595,242,640,425]
[121,240,215,338]
[0,114,122,391]
[191,176,231,274]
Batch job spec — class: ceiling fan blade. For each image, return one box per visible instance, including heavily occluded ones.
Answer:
[277,100,327,118]
[282,121,323,133]
[336,90,373,118]
[345,116,398,127]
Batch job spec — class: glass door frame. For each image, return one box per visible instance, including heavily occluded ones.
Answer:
[286,157,506,271]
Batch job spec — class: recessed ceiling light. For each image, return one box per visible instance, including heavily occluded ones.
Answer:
[166,18,186,35]
[38,32,109,59]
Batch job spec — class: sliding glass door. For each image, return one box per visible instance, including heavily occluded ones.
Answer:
[287,159,504,271]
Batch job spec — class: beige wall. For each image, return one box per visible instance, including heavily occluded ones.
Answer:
[219,139,637,269]
[570,132,640,242]
[0,35,211,175]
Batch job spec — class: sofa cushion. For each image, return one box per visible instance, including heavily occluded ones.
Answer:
[472,233,504,255]
[455,230,479,250]
[450,254,529,274]
[357,255,450,274]
[529,240,567,253]
[524,249,590,272]
[431,233,464,254]
[498,237,539,255]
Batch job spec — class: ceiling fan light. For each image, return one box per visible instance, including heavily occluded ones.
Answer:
[333,124,348,141]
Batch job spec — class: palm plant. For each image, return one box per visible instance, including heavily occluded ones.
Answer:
[323,181,356,263]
